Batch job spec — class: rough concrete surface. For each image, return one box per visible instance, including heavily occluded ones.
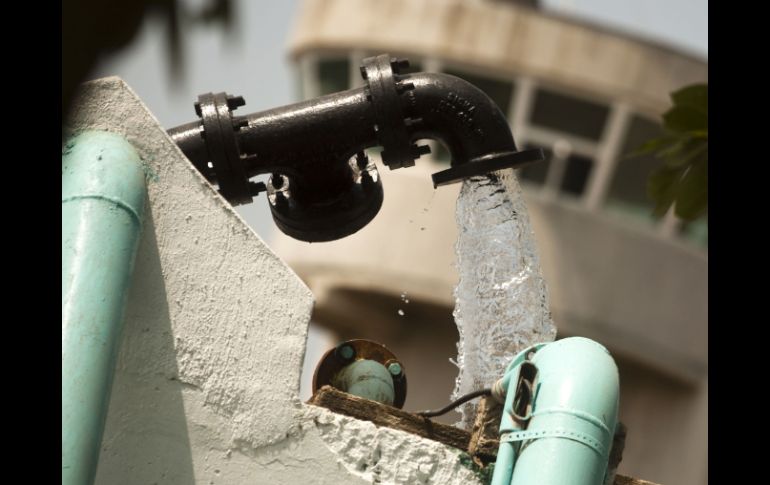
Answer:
[65,77,482,484]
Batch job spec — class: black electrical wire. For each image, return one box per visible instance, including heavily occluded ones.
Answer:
[416,388,492,418]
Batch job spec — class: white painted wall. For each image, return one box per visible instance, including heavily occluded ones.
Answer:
[64,77,483,485]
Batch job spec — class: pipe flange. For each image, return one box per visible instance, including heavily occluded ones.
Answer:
[360,54,430,170]
[312,339,407,408]
[266,155,384,242]
[195,92,262,205]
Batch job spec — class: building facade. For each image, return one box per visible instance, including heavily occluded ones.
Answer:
[272,1,708,484]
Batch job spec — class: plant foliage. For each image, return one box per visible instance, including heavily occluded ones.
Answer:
[631,84,708,220]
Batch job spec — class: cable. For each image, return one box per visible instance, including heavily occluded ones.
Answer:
[416,388,492,418]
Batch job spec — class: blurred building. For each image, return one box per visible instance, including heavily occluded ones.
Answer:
[272,1,707,484]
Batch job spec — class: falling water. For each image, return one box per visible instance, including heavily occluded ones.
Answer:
[451,170,556,428]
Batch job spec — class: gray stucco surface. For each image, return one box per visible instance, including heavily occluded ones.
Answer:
[65,78,481,485]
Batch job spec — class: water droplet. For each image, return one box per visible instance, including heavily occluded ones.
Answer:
[397,309,404,316]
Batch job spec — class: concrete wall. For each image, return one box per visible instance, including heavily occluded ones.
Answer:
[64,78,484,485]
[614,360,708,485]
[526,192,707,381]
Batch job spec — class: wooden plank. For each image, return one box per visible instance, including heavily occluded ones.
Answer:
[308,386,659,485]
[467,395,503,465]
[308,385,498,459]
[614,477,661,485]
[607,422,628,484]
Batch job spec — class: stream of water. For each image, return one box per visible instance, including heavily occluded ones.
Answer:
[451,170,556,428]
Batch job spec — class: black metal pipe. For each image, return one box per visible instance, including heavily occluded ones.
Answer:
[240,88,376,204]
[167,54,543,242]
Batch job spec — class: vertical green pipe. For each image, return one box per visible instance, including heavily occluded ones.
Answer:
[62,131,146,485]
[492,338,619,485]
[512,338,618,485]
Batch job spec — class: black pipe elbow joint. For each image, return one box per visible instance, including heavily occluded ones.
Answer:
[168,54,543,242]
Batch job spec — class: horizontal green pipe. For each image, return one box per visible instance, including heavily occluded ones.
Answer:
[333,359,395,405]
[62,131,146,485]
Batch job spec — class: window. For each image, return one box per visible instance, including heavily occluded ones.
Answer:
[516,142,592,197]
[443,69,515,114]
[517,144,550,186]
[530,88,609,141]
[319,58,350,95]
[560,153,593,196]
[605,115,664,223]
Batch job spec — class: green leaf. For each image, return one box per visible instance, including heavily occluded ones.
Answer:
[625,135,678,158]
[664,139,708,169]
[639,83,708,222]
[671,84,708,113]
[674,155,708,220]
[656,139,686,159]
[648,165,686,217]
[664,83,708,134]
[687,130,708,139]
[663,105,708,133]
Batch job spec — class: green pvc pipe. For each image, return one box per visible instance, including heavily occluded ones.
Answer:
[62,131,147,485]
[332,359,395,405]
[491,337,619,485]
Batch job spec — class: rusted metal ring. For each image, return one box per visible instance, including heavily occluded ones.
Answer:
[312,339,408,408]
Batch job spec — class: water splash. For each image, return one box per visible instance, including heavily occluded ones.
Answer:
[451,170,556,428]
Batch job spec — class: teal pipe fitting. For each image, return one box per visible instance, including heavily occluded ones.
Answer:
[62,131,147,485]
[490,337,619,485]
[332,359,396,406]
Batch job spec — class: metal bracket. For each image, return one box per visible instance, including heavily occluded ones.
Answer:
[501,428,608,457]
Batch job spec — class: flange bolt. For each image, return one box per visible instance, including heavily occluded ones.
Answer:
[390,58,410,74]
[388,362,403,377]
[226,95,246,110]
[336,344,356,362]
